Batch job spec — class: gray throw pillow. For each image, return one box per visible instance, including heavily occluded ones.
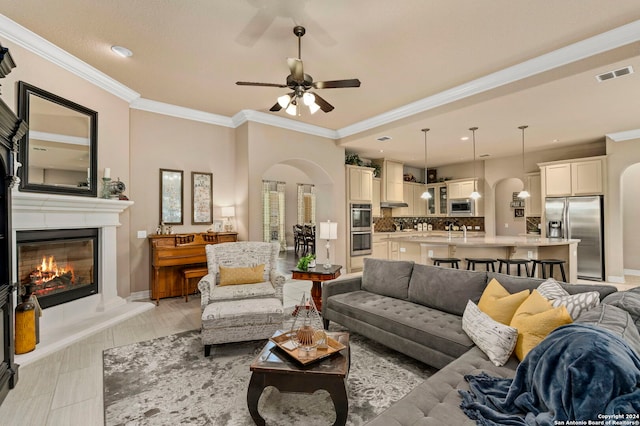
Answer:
[408,263,487,316]
[602,290,640,330]
[576,303,640,356]
[362,258,414,300]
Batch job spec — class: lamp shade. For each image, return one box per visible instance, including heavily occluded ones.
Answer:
[220,206,235,218]
[319,221,338,240]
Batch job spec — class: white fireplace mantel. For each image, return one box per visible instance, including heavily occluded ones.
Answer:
[12,190,153,364]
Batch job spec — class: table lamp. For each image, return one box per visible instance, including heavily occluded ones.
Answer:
[319,220,338,269]
[221,206,235,231]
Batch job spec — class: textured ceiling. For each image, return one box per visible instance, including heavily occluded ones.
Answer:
[2,0,640,167]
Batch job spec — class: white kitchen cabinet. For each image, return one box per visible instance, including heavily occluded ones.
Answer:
[539,156,605,197]
[372,177,381,217]
[372,240,388,260]
[447,179,477,199]
[524,173,542,217]
[395,182,426,216]
[346,165,374,202]
[373,159,404,202]
[426,183,447,216]
[572,160,603,195]
[543,163,572,196]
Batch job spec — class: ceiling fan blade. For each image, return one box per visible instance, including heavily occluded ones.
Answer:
[313,79,361,89]
[311,92,334,113]
[236,81,288,88]
[287,58,305,83]
[269,102,283,112]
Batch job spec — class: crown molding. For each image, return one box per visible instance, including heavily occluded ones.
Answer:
[234,110,338,139]
[130,98,234,127]
[606,128,640,142]
[336,19,640,138]
[0,14,140,103]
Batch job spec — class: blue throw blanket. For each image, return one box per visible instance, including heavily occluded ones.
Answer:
[459,324,640,425]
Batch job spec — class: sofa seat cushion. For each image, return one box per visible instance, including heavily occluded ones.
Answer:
[210,281,275,302]
[326,290,473,358]
[408,264,488,316]
[366,347,518,426]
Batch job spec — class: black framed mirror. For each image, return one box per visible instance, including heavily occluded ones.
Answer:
[17,81,98,197]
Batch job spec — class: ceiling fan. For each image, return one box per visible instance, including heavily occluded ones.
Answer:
[236,25,361,115]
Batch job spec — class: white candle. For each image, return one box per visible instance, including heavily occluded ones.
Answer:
[104,168,111,179]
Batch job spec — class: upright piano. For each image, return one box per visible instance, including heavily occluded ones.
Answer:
[148,232,238,304]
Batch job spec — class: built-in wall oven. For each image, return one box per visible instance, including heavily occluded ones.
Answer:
[350,203,372,255]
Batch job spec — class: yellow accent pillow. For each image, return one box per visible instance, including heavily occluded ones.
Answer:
[219,264,265,286]
[510,290,573,361]
[477,278,530,325]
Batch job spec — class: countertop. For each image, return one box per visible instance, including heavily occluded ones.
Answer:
[386,234,580,247]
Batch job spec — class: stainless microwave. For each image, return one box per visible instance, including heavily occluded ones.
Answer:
[448,198,475,216]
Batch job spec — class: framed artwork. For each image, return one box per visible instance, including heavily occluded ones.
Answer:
[160,169,184,225]
[191,171,213,225]
[514,208,525,218]
[210,219,224,232]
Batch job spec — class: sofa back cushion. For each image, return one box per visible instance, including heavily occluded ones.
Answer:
[408,264,488,316]
[486,272,617,301]
[362,258,414,300]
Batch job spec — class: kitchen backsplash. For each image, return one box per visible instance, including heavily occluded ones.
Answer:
[374,216,485,232]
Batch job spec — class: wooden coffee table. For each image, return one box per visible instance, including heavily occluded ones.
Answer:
[247,331,350,426]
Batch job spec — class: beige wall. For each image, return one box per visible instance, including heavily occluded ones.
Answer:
[495,178,526,236]
[605,136,640,281]
[128,109,236,294]
[1,36,132,297]
[244,122,347,267]
[622,163,640,273]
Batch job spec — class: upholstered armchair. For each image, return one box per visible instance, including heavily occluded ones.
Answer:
[197,241,286,355]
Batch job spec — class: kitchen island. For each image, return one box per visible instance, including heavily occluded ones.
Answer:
[385,234,580,283]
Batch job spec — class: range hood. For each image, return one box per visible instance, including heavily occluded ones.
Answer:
[380,201,409,208]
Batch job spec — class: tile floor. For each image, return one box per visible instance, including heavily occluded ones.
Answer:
[0,250,637,425]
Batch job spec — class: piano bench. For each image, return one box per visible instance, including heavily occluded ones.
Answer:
[181,266,208,302]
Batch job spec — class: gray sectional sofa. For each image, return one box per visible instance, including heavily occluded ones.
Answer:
[321,258,624,425]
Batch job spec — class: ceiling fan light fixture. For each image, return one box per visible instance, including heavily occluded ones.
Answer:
[285,102,297,116]
[277,94,292,108]
[308,102,320,114]
[302,92,316,106]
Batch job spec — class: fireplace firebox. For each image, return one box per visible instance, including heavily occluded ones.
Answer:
[16,229,99,309]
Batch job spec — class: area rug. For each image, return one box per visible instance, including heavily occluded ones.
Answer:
[103,328,437,425]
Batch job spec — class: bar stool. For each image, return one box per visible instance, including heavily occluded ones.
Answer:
[432,257,461,269]
[465,258,497,272]
[497,258,531,277]
[531,259,567,282]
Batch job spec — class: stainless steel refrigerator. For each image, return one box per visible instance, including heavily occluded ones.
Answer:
[544,196,604,281]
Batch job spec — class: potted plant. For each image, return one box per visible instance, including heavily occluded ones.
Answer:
[296,253,316,271]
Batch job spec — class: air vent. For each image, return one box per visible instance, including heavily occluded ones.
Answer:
[596,66,634,82]
[376,136,392,142]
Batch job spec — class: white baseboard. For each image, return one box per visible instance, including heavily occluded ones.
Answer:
[127,290,151,301]
[623,269,640,277]
[607,275,626,284]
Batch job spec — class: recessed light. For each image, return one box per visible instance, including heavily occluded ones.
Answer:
[376,136,392,142]
[111,45,133,58]
[379,149,384,153]
[552,139,559,143]
[460,136,469,141]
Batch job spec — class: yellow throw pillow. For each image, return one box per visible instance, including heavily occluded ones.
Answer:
[219,264,265,286]
[510,290,573,361]
[477,278,530,325]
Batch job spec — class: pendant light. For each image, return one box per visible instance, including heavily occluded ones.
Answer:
[420,128,432,199]
[517,125,530,199]
[469,127,481,199]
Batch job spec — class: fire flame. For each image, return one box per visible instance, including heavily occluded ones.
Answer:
[35,255,74,283]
